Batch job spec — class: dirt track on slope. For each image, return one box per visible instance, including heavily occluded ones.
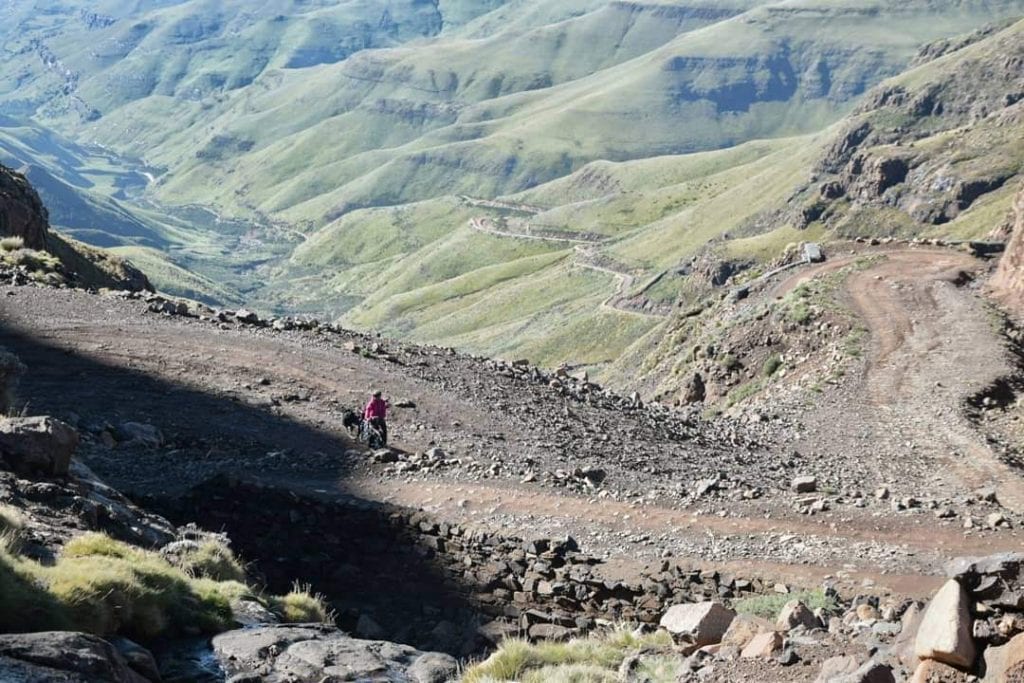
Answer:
[0,244,1021,598]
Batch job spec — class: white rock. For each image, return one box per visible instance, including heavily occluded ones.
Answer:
[914,579,976,668]
[660,602,736,646]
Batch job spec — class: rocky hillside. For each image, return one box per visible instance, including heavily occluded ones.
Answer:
[0,163,151,291]
[992,182,1024,311]
[799,18,1024,237]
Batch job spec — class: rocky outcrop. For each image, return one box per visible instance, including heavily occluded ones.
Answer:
[0,416,80,477]
[807,21,1024,232]
[991,183,1024,311]
[0,632,152,682]
[212,625,457,683]
[0,164,48,250]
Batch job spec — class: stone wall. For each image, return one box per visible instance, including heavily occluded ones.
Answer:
[149,476,770,657]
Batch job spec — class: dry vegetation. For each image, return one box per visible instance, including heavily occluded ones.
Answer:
[0,530,331,640]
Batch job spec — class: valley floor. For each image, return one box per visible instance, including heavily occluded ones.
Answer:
[1,242,1021,602]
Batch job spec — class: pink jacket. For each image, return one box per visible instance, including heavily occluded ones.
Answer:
[364,396,387,420]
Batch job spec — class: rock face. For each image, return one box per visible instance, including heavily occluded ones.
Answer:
[0,416,79,477]
[212,625,458,683]
[659,602,736,646]
[777,600,818,631]
[992,183,1024,312]
[983,632,1024,682]
[911,659,970,682]
[0,164,48,250]
[740,630,783,659]
[914,579,976,668]
[0,631,151,682]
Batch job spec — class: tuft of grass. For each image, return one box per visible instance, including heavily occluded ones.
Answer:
[733,589,838,620]
[0,531,319,641]
[719,354,742,373]
[0,237,24,252]
[270,582,333,624]
[762,354,783,377]
[843,325,868,358]
[178,540,247,583]
[0,504,25,534]
[461,627,674,683]
[787,302,813,325]
[2,248,61,273]
[726,379,765,408]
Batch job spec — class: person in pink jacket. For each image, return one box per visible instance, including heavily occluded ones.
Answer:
[363,390,389,445]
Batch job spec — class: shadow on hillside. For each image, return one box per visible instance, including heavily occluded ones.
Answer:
[0,320,480,657]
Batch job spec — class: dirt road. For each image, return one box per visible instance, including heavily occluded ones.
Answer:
[0,244,1020,596]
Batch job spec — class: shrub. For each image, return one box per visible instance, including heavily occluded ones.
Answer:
[788,302,812,325]
[734,589,839,619]
[178,540,247,582]
[762,354,783,377]
[719,354,742,372]
[270,583,333,624]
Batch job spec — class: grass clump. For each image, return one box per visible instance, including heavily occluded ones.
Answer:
[734,588,838,620]
[0,531,328,641]
[0,237,24,252]
[461,627,674,683]
[178,540,247,583]
[0,504,25,533]
[761,354,783,377]
[0,245,66,288]
[270,582,333,624]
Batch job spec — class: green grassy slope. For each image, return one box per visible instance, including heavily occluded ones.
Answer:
[2,2,1023,388]
[113,0,1024,226]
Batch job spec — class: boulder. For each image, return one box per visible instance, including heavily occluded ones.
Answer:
[982,631,1024,682]
[407,652,459,683]
[740,631,784,659]
[816,655,862,682]
[947,553,1024,612]
[856,604,881,621]
[682,373,706,403]
[778,600,819,631]
[234,309,260,325]
[894,602,926,668]
[792,476,818,493]
[109,637,161,682]
[915,580,976,668]
[911,659,971,682]
[213,625,456,683]
[118,422,164,449]
[356,614,386,640]
[528,623,573,641]
[659,602,736,646]
[0,631,149,682]
[722,614,772,648]
[0,416,79,476]
[833,661,896,683]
